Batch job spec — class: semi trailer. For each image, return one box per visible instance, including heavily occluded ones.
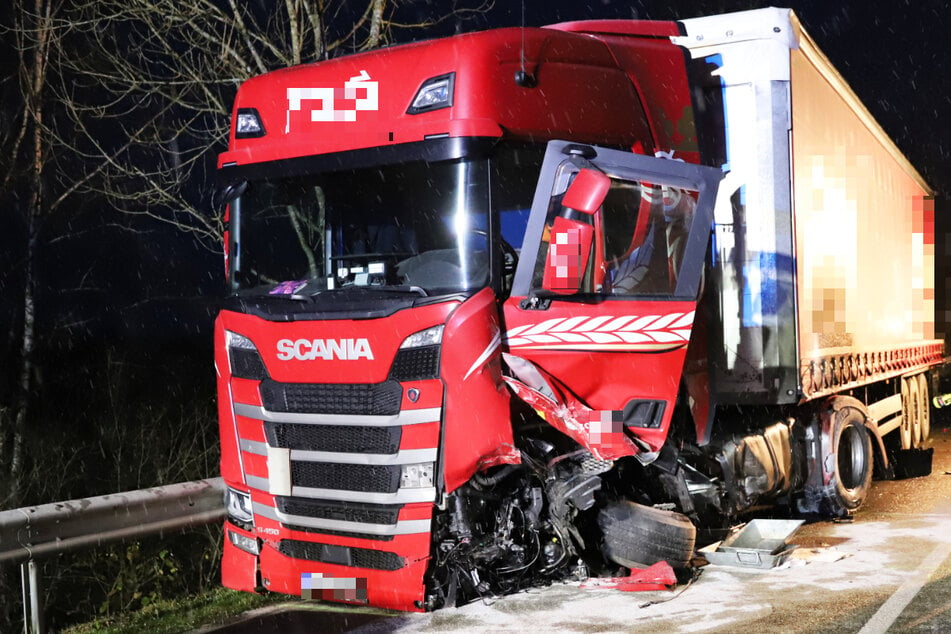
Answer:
[213,7,940,610]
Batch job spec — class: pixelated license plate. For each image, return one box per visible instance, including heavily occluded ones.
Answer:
[301,572,368,603]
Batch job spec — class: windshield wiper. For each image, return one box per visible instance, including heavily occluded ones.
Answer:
[342,285,428,297]
[241,284,429,303]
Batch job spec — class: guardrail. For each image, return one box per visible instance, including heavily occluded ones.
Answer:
[0,478,226,634]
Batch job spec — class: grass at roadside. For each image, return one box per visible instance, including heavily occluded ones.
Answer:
[63,588,285,634]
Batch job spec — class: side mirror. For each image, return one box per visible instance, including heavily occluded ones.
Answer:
[562,168,610,215]
[213,180,248,211]
[541,216,594,294]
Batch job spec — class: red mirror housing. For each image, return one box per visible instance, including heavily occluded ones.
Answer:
[542,216,594,294]
[562,168,611,215]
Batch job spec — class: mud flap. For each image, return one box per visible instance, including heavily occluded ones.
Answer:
[890,447,933,479]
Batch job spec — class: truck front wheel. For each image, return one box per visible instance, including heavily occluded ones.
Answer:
[598,500,696,570]
[829,407,873,515]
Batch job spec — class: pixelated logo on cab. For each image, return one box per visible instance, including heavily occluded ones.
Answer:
[286,70,379,132]
[301,572,368,603]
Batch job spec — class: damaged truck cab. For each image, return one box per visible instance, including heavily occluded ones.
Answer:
[215,8,941,610]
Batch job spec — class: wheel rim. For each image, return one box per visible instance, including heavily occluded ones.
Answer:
[910,380,922,448]
[918,374,931,443]
[838,423,869,490]
[900,378,912,449]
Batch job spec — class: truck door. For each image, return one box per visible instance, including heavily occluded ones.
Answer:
[503,141,723,458]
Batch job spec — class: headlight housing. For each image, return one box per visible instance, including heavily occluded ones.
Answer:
[390,326,443,381]
[226,330,268,380]
[225,487,254,531]
[235,108,266,138]
[400,325,444,349]
[407,73,454,114]
[228,529,260,555]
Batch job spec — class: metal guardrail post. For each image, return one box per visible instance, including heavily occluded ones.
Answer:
[29,561,43,634]
[20,563,28,634]
[19,560,44,634]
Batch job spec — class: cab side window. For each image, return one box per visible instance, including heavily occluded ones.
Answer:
[602,183,697,297]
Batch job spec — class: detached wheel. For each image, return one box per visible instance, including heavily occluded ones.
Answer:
[828,407,873,516]
[598,501,696,570]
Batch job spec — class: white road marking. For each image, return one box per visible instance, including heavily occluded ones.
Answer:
[858,539,951,634]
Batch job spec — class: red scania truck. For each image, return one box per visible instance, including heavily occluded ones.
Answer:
[214,7,940,610]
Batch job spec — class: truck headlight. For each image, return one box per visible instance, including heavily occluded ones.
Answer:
[408,73,454,114]
[400,325,444,349]
[226,330,268,380]
[391,326,443,381]
[400,463,434,489]
[226,487,254,529]
[228,529,260,555]
[235,108,266,138]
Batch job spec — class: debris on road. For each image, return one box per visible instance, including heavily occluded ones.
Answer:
[700,520,804,569]
[580,561,677,592]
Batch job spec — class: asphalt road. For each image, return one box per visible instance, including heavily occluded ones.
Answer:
[204,423,951,633]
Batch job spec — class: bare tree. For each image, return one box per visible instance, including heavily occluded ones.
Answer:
[1,0,149,506]
[50,0,493,251]
[0,0,492,506]
[1,0,59,506]
[0,2,497,626]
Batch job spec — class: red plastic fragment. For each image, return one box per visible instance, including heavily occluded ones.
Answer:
[580,561,677,592]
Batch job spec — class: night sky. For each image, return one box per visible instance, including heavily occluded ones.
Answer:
[476,0,951,198]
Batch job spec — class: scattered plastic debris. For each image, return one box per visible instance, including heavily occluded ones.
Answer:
[580,561,677,592]
[793,546,850,564]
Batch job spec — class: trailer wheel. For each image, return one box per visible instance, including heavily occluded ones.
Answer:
[598,501,696,570]
[900,378,913,450]
[909,377,923,448]
[829,407,873,515]
[917,373,931,444]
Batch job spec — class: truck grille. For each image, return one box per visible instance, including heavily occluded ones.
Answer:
[276,497,402,525]
[291,461,401,493]
[260,379,402,415]
[389,345,440,381]
[265,422,401,454]
[284,525,394,541]
[240,346,441,561]
[278,540,404,571]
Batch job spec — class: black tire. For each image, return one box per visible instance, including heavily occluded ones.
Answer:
[828,407,873,515]
[598,501,696,570]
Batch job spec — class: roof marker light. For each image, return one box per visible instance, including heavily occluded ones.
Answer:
[235,108,266,138]
[408,73,455,114]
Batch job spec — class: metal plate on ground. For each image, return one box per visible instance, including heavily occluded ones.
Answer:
[701,519,805,569]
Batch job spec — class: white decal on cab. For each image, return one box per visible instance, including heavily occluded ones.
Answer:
[277,338,375,361]
[286,70,379,132]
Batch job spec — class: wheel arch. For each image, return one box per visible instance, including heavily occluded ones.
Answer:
[816,395,876,515]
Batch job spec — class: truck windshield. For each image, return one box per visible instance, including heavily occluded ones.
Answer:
[230,159,491,296]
